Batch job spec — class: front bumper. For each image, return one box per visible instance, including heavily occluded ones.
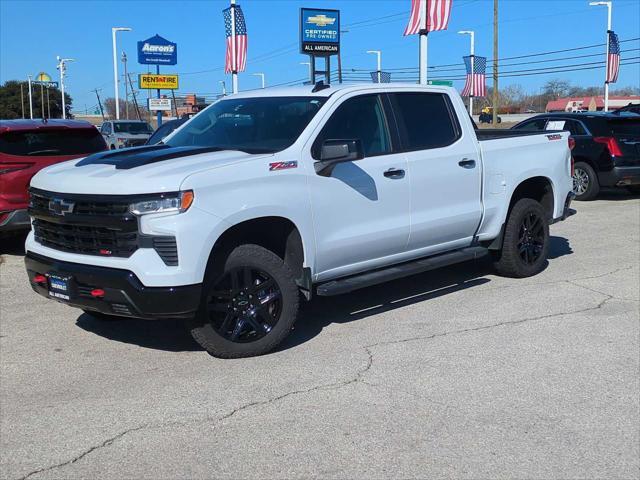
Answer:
[25,252,201,319]
[0,209,31,232]
[598,166,640,187]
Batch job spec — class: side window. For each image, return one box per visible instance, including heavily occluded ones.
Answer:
[103,123,112,135]
[514,118,547,131]
[565,120,587,136]
[313,94,391,158]
[392,93,460,150]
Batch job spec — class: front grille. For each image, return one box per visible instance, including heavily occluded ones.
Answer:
[33,218,138,257]
[125,139,147,148]
[29,189,179,265]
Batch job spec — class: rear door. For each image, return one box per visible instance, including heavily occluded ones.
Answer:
[390,91,483,253]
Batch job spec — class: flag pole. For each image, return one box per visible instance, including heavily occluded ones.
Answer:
[231,0,238,94]
[419,0,428,84]
[469,31,475,116]
[605,2,612,112]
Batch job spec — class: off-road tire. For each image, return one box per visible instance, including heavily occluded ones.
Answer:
[493,198,549,278]
[187,244,299,359]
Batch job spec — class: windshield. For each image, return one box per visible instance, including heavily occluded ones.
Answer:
[165,96,326,153]
[114,122,153,134]
[0,129,106,156]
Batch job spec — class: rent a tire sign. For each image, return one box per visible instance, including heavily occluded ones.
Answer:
[300,8,340,55]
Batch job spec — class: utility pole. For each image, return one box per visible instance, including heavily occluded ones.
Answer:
[27,75,33,119]
[93,88,105,121]
[492,0,499,125]
[589,1,612,112]
[127,74,142,121]
[170,89,179,118]
[20,83,25,118]
[112,27,132,120]
[122,51,129,119]
[367,50,382,83]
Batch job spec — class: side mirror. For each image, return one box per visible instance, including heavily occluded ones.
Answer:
[315,139,364,175]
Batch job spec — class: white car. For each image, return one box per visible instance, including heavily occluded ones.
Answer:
[25,83,575,358]
[100,120,153,149]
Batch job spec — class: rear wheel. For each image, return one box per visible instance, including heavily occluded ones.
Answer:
[573,161,600,201]
[494,198,549,278]
[187,244,299,358]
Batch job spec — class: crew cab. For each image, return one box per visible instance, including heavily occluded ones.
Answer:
[513,112,640,199]
[0,119,106,233]
[24,84,575,358]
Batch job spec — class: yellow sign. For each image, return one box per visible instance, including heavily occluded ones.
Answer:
[138,74,179,90]
[35,72,52,82]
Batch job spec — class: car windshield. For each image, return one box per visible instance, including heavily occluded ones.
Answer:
[0,129,106,156]
[165,96,326,153]
[113,122,153,134]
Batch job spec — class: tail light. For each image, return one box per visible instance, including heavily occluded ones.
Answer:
[594,136,623,157]
[0,163,33,175]
[568,137,576,151]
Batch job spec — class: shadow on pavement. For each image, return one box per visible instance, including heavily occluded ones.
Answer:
[596,188,640,201]
[0,231,28,256]
[74,236,573,355]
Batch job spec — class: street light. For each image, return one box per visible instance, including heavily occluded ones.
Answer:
[589,1,612,111]
[300,62,311,83]
[56,56,74,119]
[252,72,266,89]
[112,27,132,120]
[367,50,382,84]
[458,30,475,115]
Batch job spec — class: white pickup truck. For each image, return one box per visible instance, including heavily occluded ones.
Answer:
[25,84,575,358]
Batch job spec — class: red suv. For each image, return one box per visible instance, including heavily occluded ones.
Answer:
[0,119,107,233]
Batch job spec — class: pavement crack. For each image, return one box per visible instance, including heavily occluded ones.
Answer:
[18,424,149,480]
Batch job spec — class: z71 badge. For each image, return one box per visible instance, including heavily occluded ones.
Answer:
[269,161,298,171]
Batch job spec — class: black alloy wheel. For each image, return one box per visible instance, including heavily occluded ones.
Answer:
[207,266,282,343]
[517,211,545,265]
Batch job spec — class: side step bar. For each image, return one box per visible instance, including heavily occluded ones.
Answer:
[316,246,488,297]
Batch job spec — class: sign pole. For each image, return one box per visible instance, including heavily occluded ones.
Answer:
[470,31,475,116]
[231,0,238,94]
[27,75,33,119]
[156,65,162,127]
[20,83,25,118]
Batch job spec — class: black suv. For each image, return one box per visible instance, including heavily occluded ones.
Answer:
[513,112,640,200]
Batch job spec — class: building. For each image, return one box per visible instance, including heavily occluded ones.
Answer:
[546,95,640,113]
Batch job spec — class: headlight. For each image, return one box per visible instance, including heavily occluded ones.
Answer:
[130,191,194,216]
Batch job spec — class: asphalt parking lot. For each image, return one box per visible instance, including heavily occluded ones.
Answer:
[1,191,638,480]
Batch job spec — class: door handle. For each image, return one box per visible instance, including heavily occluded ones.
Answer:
[384,168,405,179]
[458,158,476,169]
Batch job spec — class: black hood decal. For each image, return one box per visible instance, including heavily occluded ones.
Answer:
[76,145,226,170]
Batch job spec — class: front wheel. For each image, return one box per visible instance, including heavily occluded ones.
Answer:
[187,244,299,358]
[494,198,550,278]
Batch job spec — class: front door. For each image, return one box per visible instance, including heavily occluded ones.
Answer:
[305,93,411,281]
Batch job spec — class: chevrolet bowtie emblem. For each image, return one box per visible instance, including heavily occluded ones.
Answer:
[307,15,336,27]
[49,198,75,216]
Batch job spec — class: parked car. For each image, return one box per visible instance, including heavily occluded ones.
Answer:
[512,112,640,200]
[146,117,189,145]
[0,119,106,233]
[100,120,153,149]
[25,84,574,358]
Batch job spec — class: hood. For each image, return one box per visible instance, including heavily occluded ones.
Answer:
[30,145,272,195]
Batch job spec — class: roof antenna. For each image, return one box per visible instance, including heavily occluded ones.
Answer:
[312,80,330,93]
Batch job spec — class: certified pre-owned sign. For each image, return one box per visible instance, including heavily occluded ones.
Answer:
[139,74,179,90]
[137,34,178,65]
[300,8,340,55]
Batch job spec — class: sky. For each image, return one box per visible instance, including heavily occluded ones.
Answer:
[1,0,639,113]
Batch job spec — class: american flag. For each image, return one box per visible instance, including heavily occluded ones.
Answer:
[461,55,486,97]
[606,31,620,83]
[223,4,247,74]
[404,0,453,36]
